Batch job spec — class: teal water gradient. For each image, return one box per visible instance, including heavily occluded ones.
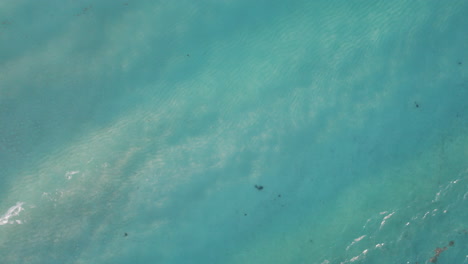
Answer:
[0,1,467,263]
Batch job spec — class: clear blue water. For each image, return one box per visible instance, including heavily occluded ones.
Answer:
[0,1,467,263]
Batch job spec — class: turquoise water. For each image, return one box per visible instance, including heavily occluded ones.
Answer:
[1,0,467,263]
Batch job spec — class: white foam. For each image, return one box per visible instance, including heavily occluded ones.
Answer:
[65,170,80,180]
[0,202,24,225]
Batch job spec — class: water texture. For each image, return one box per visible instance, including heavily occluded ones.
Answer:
[0,0,467,263]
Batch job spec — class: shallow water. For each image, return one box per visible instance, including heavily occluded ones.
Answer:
[0,1,467,263]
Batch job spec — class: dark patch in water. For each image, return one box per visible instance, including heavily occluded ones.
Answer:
[428,241,455,263]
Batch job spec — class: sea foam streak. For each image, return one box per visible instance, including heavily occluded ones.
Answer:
[0,202,24,225]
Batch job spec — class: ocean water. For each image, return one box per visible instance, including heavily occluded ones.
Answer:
[0,0,467,263]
